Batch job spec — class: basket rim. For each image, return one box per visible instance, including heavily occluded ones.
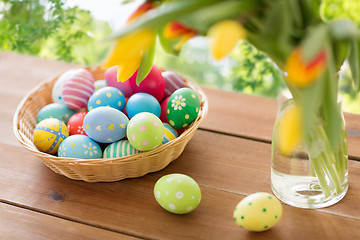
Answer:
[13,66,209,165]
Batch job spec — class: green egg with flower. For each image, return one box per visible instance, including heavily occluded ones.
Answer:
[166,88,200,129]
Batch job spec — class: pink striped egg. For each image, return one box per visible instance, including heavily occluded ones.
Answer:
[62,68,95,110]
[162,71,186,100]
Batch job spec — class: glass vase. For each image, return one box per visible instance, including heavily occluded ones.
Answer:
[271,96,348,209]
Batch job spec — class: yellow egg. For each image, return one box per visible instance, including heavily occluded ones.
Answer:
[233,192,282,232]
[33,118,69,154]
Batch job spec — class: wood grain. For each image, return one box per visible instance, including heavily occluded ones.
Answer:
[2,52,360,159]
[0,202,139,240]
[201,87,360,160]
[0,132,359,239]
[1,52,360,239]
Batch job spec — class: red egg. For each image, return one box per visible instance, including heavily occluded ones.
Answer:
[105,66,134,98]
[67,112,88,136]
[129,66,165,102]
[160,96,170,124]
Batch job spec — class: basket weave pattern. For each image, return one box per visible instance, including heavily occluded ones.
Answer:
[13,66,208,182]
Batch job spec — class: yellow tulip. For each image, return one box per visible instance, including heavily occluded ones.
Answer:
[208,20,246,60]
[117,52,143,82]
[103,28,155,69]
[278,104,303,156]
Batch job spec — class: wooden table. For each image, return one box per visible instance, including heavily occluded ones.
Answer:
[1,52,359,239]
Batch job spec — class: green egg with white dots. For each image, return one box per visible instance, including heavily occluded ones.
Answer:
[233,192,282,232]
[127,112,164,151]
[154,174,201,214]
[166,88,200,129]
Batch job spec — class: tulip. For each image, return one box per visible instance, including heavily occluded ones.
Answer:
[127,1,156,23]
[207,20,246,60]
[164,21,197,51]
[103,28,155,82]
[278,104,303,156]
[284,47,327,87]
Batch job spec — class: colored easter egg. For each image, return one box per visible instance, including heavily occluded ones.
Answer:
[37,103,76,124]
[162,123,178,144]
[126,93,161,119]
[166,88,201,129]
[52,69,76,103]
[105,66,134,98]
[94,80,107,91]
[87,86,126,111]
[162,71,186,100]
[126,112,164,151]
[83,107,129,143]
[154,174,201,214]
[129,66,165,102]
[103,140,141,158]
[33,118,69,154]
[58,135,102,159]
[233,192,283,232]
[67,112,87,136]
[62,68,95,110]
[160,96,170,123]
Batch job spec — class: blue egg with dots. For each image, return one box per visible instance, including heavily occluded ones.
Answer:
[126,93,161,119]
[83,106,129,143]
[58,135,102,159]
[87,86,126,112]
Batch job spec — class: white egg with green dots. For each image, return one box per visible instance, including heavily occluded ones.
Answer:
[233,192,282,232]
[154,173,201,214]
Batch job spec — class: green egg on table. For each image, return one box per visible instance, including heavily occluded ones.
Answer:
[126,112,164,151]
[154,173,201,214]
[166,88,200,129]
[233,192,282,232]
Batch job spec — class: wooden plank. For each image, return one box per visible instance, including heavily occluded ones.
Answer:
[0,52,77,96]
[2,52,360,159]
[0,132,359,239]
[201,87,360,160]
[0,202,139,240]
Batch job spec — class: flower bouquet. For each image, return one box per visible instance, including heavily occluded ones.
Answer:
[105,0,360,208]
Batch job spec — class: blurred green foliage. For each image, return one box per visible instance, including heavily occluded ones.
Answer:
[0,0,112,65]
[1,0,359,112]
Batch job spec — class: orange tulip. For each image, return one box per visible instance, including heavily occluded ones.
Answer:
[127,1,156,23]
[207,20,246,60]
[164,21,197,51]
[285,47,327,87]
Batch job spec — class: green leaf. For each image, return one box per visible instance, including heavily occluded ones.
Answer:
[106,0,221,41]
[301,24,328,62]
[329,19,359,40]
[321,63,342,149]
[332,40,350,71]
[136,38,156,86]
[348,39,360,91]
[178,0,261,34]
[157,26,180,55]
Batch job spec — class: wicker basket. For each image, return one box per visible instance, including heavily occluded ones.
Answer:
[13,66,208,182]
